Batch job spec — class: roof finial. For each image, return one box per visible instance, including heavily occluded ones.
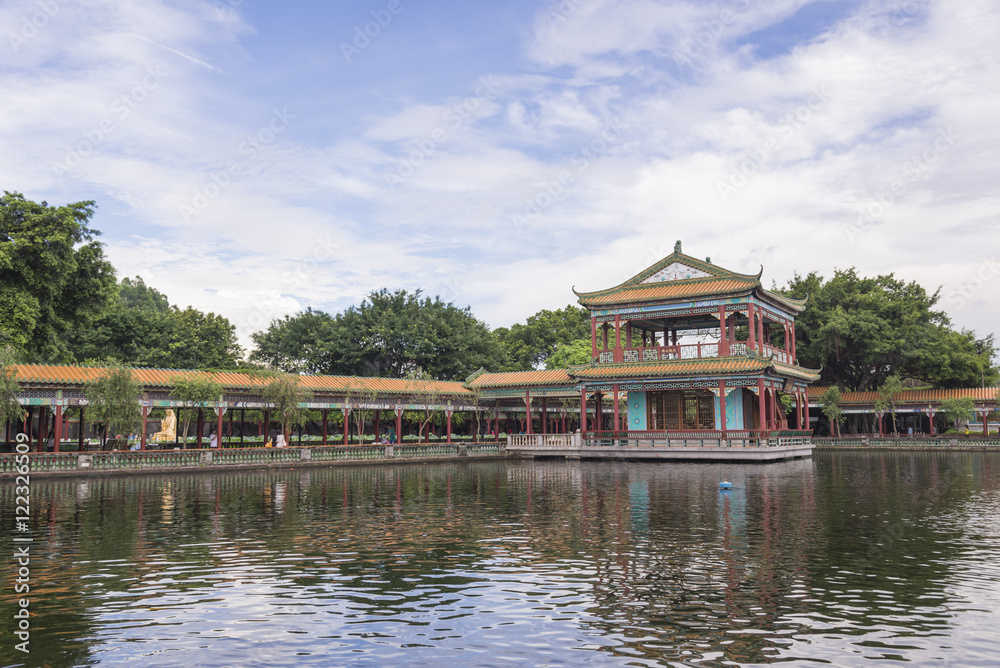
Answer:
[674,240,682,254]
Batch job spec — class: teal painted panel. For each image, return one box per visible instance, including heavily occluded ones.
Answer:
[727,388,744,429]
[627,391,647,430]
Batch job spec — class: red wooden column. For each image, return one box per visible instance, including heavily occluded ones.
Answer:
[928,409,936,434]
[217,406,224,449]
[591,316,598,359]
[718,380,727,434]
[718,305,729,356]
[53,404,62,453]
[748,306,757,353]
[561,409,567,434]
[757,379,766,432]
[580,388,588,437]
[525,391,532,435]
[445,405,452,443]
[36,408,45,452]
[374,409,381,442]
[541,397,548,434]
[322,409,328,445]
[396,405,403,444]
[78,406,85,451]
[196,409,204,448]
[141,405,148,450]
[982,408,989,435]
[790,322,797,362]
[595,393,602,431]
[343,407,350,445]
[614,314,622,362]
[612,384,620,435]
[493,405,499,441]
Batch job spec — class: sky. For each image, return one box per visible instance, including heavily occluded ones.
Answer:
[2,0,998,353]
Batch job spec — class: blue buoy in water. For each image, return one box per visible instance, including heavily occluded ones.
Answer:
[719,481,732,489]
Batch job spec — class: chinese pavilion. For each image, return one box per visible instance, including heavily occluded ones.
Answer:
[471,241,821,441]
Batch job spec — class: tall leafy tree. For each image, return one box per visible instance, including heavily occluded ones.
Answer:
[495,305,590,371]
[0,191,116,360]
[251,289,504,380]
[545,337,593,369]
[71,277,243,369]
[249,307,336,373]
[783,269,997,390]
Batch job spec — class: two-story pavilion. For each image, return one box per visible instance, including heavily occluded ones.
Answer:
[465,243,821,444]
[571,241,820,437]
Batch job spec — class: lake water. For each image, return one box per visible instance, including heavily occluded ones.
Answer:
[2,451,999,667]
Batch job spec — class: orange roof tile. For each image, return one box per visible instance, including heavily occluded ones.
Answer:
[570,356,770,379]
[467,369,575,389]
[577,277,757,307]
[806,386,1000,404]
[12,364,470,397]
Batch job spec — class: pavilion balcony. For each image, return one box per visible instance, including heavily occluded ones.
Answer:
[596,341,792,364]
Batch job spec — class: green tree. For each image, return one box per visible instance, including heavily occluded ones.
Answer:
[820,386,845,437]
[68,276,243,370]
[783,269,997,390]
[249,307,336,373]
[496,305,590,371]
[169,376,223,443]
[0,191,117,360]
[251,289,503,379]
[0,347,26,433]
[874,374,903,435]
[262,373,312,443]
[405,367,443,442]
[545,337,593,369]
[344,382,378,444]
[938,396,975,432]
[84,362,142,447]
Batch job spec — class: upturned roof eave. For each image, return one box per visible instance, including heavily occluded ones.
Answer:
[573,251,762,301]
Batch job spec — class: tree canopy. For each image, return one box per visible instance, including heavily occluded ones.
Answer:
[494,305,590,371]
[783,269,997,391]
[0,191,117,361]
[67,276,243,369]
[251,289,504,380]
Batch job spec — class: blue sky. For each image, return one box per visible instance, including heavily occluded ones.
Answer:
[2,0,998,351]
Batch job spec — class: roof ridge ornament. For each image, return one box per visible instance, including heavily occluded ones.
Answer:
[674,240,682,254]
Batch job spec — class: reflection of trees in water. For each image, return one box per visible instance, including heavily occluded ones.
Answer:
[1,453,998,666]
